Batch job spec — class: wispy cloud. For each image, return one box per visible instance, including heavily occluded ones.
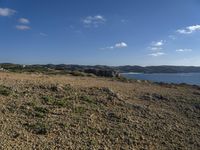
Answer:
[16,18,31,30]
[66,25,82,34]
[176,49,192,52]
[101,42,128,50]
[82,15,106,27]
[177,25,200,34]
[149,40,165,51]
[40,32,48,36]
[115,42,128,48]
[16,25,31,30]
[149,52,165,57]
[149,47,163,51]
[0,8,16,17]
[151,40,164,47]
[18,18,30,24]
[148,40,165,56]
[121,19,128,24]
[168,35,176,40]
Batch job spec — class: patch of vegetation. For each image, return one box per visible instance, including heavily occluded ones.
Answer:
[33,112,46,118]
[80,95,95,104]
[70,71,87,77]
[26,102,36,107]
[54,99,68,107]
[114,76,130,82]
[86,73,96,77]
[19,104,48,118]
[74,106,86,114]
[24,122,50,135]
[42,96,55,105]
[50,85,59,92]
[42,95,69,107]
[34,106,49,113]
[6,102,18,113]
[58,122,70,130]
[0,85,11,96]
[63,84,73,91]
[106,111,121,122]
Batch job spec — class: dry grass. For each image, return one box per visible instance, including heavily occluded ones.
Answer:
[0,72,200,149]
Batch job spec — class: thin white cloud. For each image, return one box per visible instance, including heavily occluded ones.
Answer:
[149,40,165,52]
[0,8,16,17]
[150,47,163,51]
[18,18,30,24]
[66,25,82,34]
[40,32,48,36]
[16,25,31,30]
[151,40,164,47]
[168,35,176,40]
[149,52,165,57]
[101,42,128,50]
[115,42,128,48]
[121,19,128,24]
[82,15,106,27]
[176,49,192,52]
[177,25,200,34]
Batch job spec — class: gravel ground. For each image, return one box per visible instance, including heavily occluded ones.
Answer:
[0,72,200,150]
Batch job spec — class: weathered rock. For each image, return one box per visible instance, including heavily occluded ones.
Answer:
[84,69,120,77]
[141,93,168,101]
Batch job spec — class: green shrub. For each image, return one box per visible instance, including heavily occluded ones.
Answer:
[53,99,67,107]
[42,96,54,105]
[74,106,86,114]
[42,96,68,107]
[70,71,87,77]
[80,95,94,104]
[34,106,49,114]
[24,122,50,135]
[0,85,11,96]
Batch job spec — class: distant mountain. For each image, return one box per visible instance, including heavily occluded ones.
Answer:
[1,63,200,74]
[115,66,200,73]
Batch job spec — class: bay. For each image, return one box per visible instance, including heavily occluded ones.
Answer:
[121,73,200,86]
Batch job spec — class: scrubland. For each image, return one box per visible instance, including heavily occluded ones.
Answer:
[0,72,199,149]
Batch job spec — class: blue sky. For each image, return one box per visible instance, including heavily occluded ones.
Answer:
[0,0,200,66]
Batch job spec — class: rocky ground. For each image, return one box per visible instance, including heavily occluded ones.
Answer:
[0,72,200,150]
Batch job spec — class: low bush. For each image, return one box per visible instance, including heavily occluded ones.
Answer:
[0,85,11,96]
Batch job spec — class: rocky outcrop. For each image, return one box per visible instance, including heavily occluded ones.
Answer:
[84,69,120,78]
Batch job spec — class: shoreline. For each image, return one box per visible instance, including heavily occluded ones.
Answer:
[121,72,200,86]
